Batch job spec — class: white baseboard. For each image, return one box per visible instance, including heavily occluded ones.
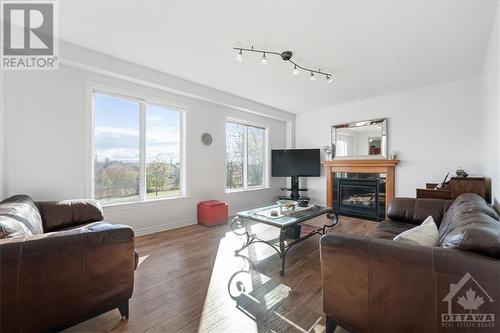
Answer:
[133,202,275,237]
[134,217,197,237]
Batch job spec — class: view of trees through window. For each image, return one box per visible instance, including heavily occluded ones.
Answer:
[226,122,244,189]
[247,126,265,187]
[145,104,181,198]
[94,93,181,203]
[226,121,266,190]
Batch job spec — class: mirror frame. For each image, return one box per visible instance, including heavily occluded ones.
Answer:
[331,118,388,159]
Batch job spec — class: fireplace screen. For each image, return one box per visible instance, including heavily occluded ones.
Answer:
[341,185,376,208]
[333,174,386,221]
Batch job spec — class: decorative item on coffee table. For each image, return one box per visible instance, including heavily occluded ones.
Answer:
[297,198,309,207]
[276,199,297,215]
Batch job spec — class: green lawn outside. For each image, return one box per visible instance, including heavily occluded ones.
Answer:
[97,189,181,204]
[146,189,181,198]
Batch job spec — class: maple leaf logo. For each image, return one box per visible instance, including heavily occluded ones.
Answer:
[457,288,485,313]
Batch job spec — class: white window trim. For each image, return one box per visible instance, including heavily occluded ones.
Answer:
[225,118,269,193]
[85,82,188,206]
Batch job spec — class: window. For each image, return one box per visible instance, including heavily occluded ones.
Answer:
[336,138,348,156]
[226,120,267,191]
[93,91,184,204]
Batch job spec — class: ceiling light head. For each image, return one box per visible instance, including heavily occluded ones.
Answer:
[236,49,243,62]
[292,65,299,75]
[309,71,316,81]
[261,53,268,64]
[327,75,333,83]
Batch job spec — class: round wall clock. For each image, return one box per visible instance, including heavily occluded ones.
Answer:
[201,133,213,145]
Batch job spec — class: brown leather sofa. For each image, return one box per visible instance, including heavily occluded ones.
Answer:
[0,194,136,332]
[321,193,500,333]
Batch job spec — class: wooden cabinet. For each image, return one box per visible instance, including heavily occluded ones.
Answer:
[416,177,486,200]
[416,188,453,200]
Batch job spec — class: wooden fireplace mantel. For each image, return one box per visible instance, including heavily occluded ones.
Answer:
[321,159,399,212]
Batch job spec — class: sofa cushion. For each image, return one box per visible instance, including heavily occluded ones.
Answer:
[439,193,499,244]
[367,220,415,240]
[393,216,439,247]
[440,211,500,258]
[387,197,452,226]
[0,195,43,238]
[36,199,104,232]
[439,193,500,258]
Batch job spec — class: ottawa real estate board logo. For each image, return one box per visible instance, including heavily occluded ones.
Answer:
[1,1,59,70]
[441,272,495,329]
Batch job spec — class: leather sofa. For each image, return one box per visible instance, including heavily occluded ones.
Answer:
[321,193,500,333]
[0,194,136,332]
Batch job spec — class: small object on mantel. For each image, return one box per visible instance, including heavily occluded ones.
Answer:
[323,145,333,160]
[456,167,468,177]
[389,150,398,160]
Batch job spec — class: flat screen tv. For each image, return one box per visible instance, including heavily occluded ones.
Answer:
[272,149,321,177]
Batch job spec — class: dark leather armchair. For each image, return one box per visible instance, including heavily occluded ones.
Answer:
[0,195,136,332]
[321,194,500,333]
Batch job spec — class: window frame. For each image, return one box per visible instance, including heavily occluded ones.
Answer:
[87,84,187,206]
[225,118,269,193]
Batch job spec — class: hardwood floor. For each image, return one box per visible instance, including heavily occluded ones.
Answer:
[64,215,376,333]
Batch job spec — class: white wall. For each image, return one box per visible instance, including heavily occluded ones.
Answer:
[296,77,483,204]
[2,44,293,235]
[480,4,500,211]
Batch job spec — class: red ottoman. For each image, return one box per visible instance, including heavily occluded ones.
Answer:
[197,200,228,226]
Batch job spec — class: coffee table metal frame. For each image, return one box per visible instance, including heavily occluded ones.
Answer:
[231,205,337,275]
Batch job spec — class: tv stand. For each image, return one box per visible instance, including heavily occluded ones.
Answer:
[281,176,308,200]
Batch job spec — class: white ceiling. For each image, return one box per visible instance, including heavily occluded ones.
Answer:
[59,1,498,114]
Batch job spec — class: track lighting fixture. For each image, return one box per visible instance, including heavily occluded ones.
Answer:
[261,52,267,64]
[236,49,243,62]
[233,45,333,84]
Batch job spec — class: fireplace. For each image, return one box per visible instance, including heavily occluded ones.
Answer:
[322,159,398,219]
[333,173,386,221]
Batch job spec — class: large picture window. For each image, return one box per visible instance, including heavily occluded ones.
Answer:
[93,91,184,204]
[226,120,267,191]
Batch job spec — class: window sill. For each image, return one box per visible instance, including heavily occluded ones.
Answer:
[101,195,191,211]
[225,187,270,194]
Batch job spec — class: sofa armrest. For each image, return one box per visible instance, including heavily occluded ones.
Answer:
[387,197,452,226]
[36,199,104,232]
[0,223,135,332]
[320,233,500,333]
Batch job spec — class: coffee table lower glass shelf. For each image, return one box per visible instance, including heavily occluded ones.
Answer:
[231,204,337,275]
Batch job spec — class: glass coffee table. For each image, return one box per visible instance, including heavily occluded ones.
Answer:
[231,204,337,275]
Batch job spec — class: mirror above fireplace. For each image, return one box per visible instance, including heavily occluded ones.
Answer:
[331,118,387,159]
